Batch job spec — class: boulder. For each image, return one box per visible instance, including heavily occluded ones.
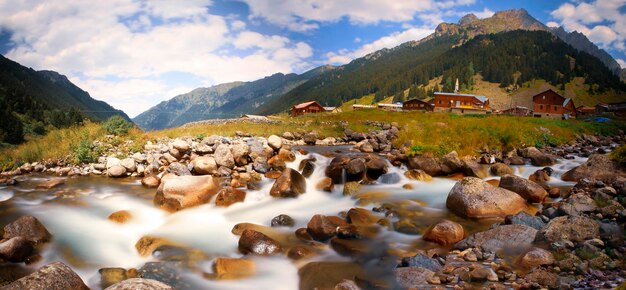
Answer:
[141,175,161,188]
[306,215,348,241]
[0,236,35,263]
[104,278,173,290]
[231,143,250,166]
[536,215,600,243]
[325,156,351,184]
[108,165,127,178]
[267,135,282,150]
[455,224,538,252]
[529,169,550,184]
[530,153,556,167]
[1,262,88,290]
[461,157,488,179]
[108,210,132,223]
[422,219,465,245]
[300,159,315,178]
[518,247,554,269]
[271,214,295,227]
[3,215,51,245]
[407,156,442,176]
[35,179,65,190]
[365,158,388,180]
[303,133,317,145]
[394,267,436,289]
[400,254,442,271]
[499,174,548,203]
[166,162,191,176]
[342,181,362,196]
[238,229,282,255]
[191,156,217,175]
[506,156,525,165]
[135,236,181,256]
[172,139,190,152]
[441,151,463,174]
[215,187,246,207]
[345,158,366,182]
[562,154,626,183]
[504,212,545,230]
[298,262,364,290]
[154,175,220,211]
[490,163,513,176]
[523,269,559,289]
[269,168,306,198]
[404,169,432,181]
[214,144,235,169]
[213,258,256,280]
[106,157,121,169]
[446,177,528,218]
[120,158,136,173]
[287,245,315,260]
[316,177,334,192]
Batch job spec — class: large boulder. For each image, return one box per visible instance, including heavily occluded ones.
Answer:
[461,157,488,179]
[0,236,35,262]
[325,156,351,184]
[154,175,220,211]
[238,229,282,256]
[3,215,52,245]
[107,165,127,178]
[214,144,235,169]
[365,157,388,180]
[455,224,538,252]
[215,187,246,207]
[407,156,442,176]
[446,177,528,218]
[231,143,250,166]
[536,215,600,243]
[422,220,465,246]
[306,215,348,241]
[521,147,556,166]
[141,175,161,188]
[267,135,282,150]
[104,278,173,290]
[269,168,306,198]
[490,163,513,176]
[345,158,366,182]
[562,154,626,183]
[441,151,463,174]
[1,262,88,290]
[120,158,136,173]
[172,139,190,152]
[499,174,548,203]
[518,247,554,270]
[191,156,217,175]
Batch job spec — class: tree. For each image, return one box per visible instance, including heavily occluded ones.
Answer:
[0,109,24,144]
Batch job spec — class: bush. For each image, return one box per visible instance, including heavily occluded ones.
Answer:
[610,144,626,168]
[72,131,98,164]
[102,115,133,135]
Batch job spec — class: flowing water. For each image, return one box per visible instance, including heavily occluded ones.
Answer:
[0,148,587,289]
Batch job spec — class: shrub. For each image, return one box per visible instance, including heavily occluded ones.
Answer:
[102,115,133,135]
[72,131,98,164]
[610,144,626,168]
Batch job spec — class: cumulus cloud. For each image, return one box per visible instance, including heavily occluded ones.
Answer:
[617,58,626,68]
[0,0,314,117]
[550,0,625,52]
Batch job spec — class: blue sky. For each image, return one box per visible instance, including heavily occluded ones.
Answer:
[0,0,624,117]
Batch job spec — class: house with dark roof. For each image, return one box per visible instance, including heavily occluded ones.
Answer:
[433,92,490,114]
[531,89,576,119]
[291,101,325,117]
[502,106,532,117]
[403,98,434,112]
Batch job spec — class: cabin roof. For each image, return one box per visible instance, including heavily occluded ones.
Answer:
[563,98,571,107]
[378,103,402,107]
[293,101,320,109]
[434,92,488,103]
[323,107,336,111]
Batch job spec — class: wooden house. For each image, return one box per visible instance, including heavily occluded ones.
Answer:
[352,104,376,110]
[502,106,532,117]
[596,102,626,117]
[323,107,341,113]
[576,106,596,118]
[377,103,403,111]
[531,89,576,119]
[403,99,434,111]
[291,101,325,117]
[433,92,490,114]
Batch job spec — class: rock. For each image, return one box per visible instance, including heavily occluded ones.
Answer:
[231,143,250,166]
[172,139,190,152]
[529,169,550,184]
[379,173,401,184]
[316,177,334,192]
[357,141,374,153]
[3,215,52,245]
[1,262,88,290]
[524,269,559,289]
[106,157,121,169]
[461,157,488,178]
[455,224,538,252]
[108,210,132,223]
[238,229,282,255]
[141,175,161,188]
[214,144,235,169]
[536,215,600,243]
[306,215,348,241]
[300,159,316,178]
[423,219,465,245]
[166,162,191,176]
[303,133,317,145]
[282,132,294,140]
[135,236,180,256]
[562,154,626,183]
[490,163,513,176]
[326,156,351,184]
[104,278,173,290]
[400,254,442,271]
[120,158,136,172]
[346,208,379,225]
[504,212,545,230]
[365,158,387,180]
[298,262,364,290]
[108,165,127,178]
[345,158,366,182]
[213,258,256,280]
[334,279,361,290]
[271,214,295,227]
[404,169,432,181]
[269,168,306,198]
[441,151,463,174]
[99,267,135,289]
[407,156,442,176]
[191,156,217,175]
[530,153,556,167]
[499,174,548,203]
[467,267,498,282]
[154,175,220,212]
[446,177,528,218]
[287,245,315,260]
[342,181,362,196]
[0,237,35,263]
[215,187,246,207]
[518,247,554,269]
[394,267,435,288]
[35,179,65,190]
[267,135,282,150]
[264,170,282,179]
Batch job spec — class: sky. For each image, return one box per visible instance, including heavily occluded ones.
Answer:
[0,0,624,118]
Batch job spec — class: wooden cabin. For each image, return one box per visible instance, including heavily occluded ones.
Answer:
[596,102,626,117]
[377,103,403,111]
[403,99,434,111]
[433,92,490,114]
[323,107,341,113]
[291,101,325,117]
[532,89,576,119]
[502,106,532,117]
[576,106,596,118]
[352,104,376,110]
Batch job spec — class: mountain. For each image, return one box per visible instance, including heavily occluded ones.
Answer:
[255,9,625,114]
[133,65,334,130]
[0,54,130,144]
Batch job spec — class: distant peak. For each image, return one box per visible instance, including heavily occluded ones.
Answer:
[458,13,478,26]
[494,8,529,18]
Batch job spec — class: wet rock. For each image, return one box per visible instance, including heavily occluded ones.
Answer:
[231,143,250,166]
[141,175,161,188]
[238,229,282,256]
[215,187,246,207]
[316,177,334,192]
[379,173,401,184]
[300,159,316,178]
[499,174,548,203]
[104,278,172,290]
[446,177,528,218]
[334,279,361,290]
[423,219,465,245]
[191,156,217,175]
[524,269,559,289]
[166,162,191,176]
[346,208,378,225]
[108,210,132,223]
[506,156,525,165]
[108,165,127,178]
[306,214,348,241]
[536,215,600,243]
[298,262,365,290]
[264,170,282,179]
[504,212,545,230]
[1,262,88,290]
[326,156,351,184]
[441,151,463,174]
[404,169,432,181]
[490,163,513,176]
[303,133,317,145]
[345,158,366,182]
[135,236,181,257]
[562,154,626,183]
[342,181,362,196]
[271,214,295,227]
[455,224,538,252]
[214,144,235,169]
[213,258,255,280]
[137,262,193,289]
[269,168,306,198]
[287,245,315,260]
[99,267,132,289]
[357,141,374,153]
[0,237,35,263]
[267,135,282,150]
[461,157,488,179]
[3,215,52,245]
[365,158,388,180]
[530,153,556,167]
[120,158,136,173]
[407,156,442,176]
[35,179,65,190]
[400,254,442,271]
[394,266,436,288]
[518,247,554,269]
[154,175,220,211]
[106,157,121,169]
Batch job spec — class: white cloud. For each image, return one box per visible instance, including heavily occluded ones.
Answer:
[617,58,626,68]
[550,0,625,52]
[546,21,560,28]
[0,0,315,117]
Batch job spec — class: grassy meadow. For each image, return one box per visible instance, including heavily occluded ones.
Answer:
[1,110,624,171]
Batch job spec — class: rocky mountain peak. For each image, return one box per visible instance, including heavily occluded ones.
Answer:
[458,13,478,26]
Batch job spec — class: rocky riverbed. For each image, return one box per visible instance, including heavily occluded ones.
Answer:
[0,124,625,289]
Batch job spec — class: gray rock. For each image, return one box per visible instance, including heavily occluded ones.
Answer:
[1,262,88,290]
[214,144,235,169]
[505,212,546,230]
[191,156,217,175]
[446,177,528,218]
[455,224,538,252]
[106,157,121,169]
[231,142,250,166]
[267,135,282,150]
[499,174,548,203]
[536,215,600,243]
[400,254,442,271]
[104,278,173,290]
[107,165,127,178]
[120,158,136,173]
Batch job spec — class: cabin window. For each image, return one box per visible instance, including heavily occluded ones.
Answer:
[540,105,543,110]
[554,106,558,111]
